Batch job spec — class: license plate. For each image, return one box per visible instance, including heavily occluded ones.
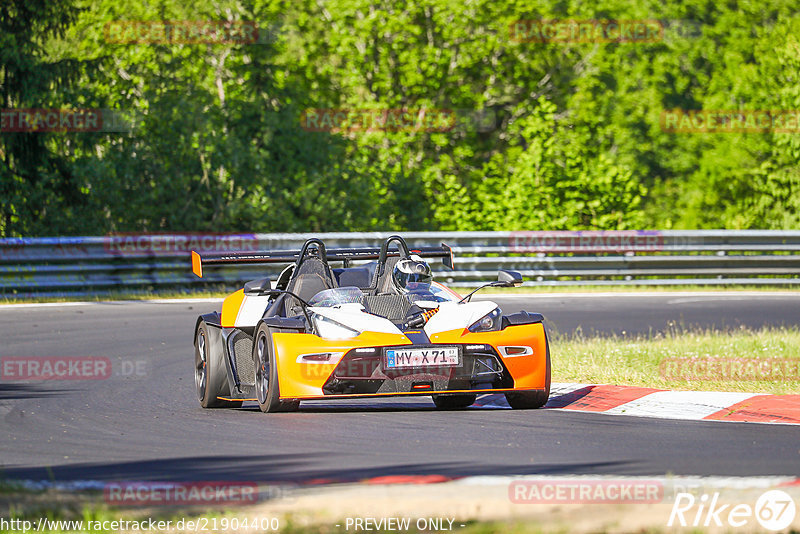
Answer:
[385,347,460,368]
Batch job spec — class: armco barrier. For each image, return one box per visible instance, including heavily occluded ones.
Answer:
[0,231,799,296]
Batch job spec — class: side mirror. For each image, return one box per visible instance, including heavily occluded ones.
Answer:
[459,270,524,303]
[497,270,523,287]
[243,277,272,295]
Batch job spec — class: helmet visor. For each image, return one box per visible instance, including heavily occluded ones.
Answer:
[393,260,433,291]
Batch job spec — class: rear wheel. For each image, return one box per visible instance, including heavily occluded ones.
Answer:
[195,322,242,408]
[505,340,551,409]
[253,323,300,413]
[432,394,477,410]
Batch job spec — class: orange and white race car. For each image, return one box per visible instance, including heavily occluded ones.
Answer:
[191,235,550,412]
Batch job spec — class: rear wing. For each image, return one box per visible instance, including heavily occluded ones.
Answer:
[191,243,454,278]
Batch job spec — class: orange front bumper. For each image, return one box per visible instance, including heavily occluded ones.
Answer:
[273,323,549,400]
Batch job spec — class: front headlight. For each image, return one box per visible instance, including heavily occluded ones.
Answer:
[468,307,502,333]
[313,313,360,339]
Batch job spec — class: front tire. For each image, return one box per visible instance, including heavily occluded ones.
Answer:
[195,322,242,408]
[432,394,477,410]
[504,339,551,409]
[253,324,299,413]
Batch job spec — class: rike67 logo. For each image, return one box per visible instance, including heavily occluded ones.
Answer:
[668,490,796,531]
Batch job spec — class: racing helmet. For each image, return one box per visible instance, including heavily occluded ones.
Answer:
[392,256,433,293]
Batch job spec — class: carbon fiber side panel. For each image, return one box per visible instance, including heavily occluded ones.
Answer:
[230,331,255,387]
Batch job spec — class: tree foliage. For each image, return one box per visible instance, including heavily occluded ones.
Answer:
[0,0,798,236]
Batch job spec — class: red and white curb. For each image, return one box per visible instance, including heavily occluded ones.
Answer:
[474,383,800,424]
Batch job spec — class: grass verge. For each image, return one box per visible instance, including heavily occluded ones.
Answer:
[552,326,800,395]
[468,283,800,295]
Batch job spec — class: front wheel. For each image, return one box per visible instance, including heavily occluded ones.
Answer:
[253,324,299,413]
[504,341,551,409]
[195,322,242,408]
[432,394,477,410]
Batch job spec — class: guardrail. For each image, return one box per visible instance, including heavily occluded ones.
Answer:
[1,230,799,296]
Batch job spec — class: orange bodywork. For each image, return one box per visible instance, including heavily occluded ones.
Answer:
[273,331,410,398]
[221,290,246,327]
[272,324,548,399]
[191,251,203,278]
[428,323,548,390]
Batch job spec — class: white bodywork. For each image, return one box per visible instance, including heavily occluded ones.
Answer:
[233,288,500,337]
[423,301,497,336]
[309,300,498,338]
[234,295,272,327]
[310,304,401,335]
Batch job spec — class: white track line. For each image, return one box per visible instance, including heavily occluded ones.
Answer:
[0,298,223,309]
[486,291,800,299]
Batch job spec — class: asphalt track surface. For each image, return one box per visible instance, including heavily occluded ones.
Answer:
[0,293,799,483]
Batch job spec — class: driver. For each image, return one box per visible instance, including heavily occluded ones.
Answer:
[391,255,433,294]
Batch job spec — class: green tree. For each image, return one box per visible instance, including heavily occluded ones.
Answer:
[0,0,100,236]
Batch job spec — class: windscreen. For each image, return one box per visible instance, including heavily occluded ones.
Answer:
[307,286,364,307]
[405,281,459,303]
